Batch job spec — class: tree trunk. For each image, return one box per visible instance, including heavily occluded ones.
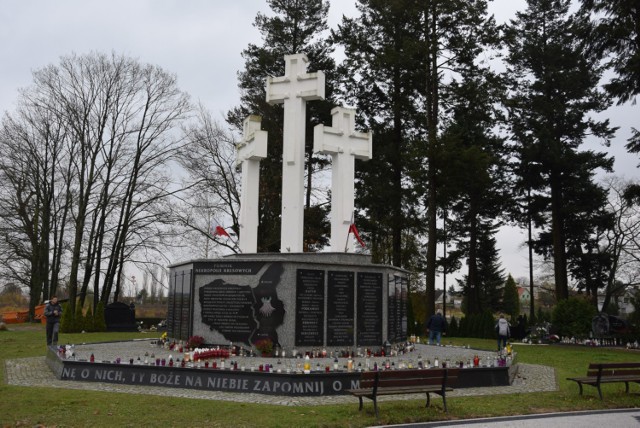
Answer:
[550,170,568,300]
[424,0,439,318]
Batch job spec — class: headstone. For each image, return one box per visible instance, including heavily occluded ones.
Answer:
[104,301,137,332]
[236,115,268,253]
[266,54,325,252]
[314,107,372,251]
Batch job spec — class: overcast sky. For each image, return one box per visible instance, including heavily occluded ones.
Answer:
[1,1,637,286]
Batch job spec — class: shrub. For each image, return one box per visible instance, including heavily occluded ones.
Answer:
[60,302,73,333]
[74,302,85,332]
[552,296,597,338]
[482,311,496,339]
[448,316,459,337]
[84,304,94,332]
[93,302,107,332]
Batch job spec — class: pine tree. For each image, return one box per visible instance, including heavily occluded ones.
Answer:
[421,0,501,318]
[332,0,425,267]
[579,0,640,104]
[228,0,336,252]
[439,68,508,314]
[579,0,640,208]
[502,274,520,319]
[505,0,615,301]
[476,232,506,312]
[333,0,500,322]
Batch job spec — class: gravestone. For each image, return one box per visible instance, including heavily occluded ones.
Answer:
[104,301,137,332]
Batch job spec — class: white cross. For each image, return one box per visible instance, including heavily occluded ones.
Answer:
[266,53,325,252]
[236,115,268,254]
[314,107,372,252]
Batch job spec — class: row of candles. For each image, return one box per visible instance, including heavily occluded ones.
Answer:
[62,347,512,373]
[155,339,468,360]
[559,337,640,348]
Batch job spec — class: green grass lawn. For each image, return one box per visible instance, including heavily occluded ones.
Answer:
[1,325,638,427]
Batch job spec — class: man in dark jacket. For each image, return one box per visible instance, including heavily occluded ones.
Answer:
[44,296,63,346]
[426,309,447,345]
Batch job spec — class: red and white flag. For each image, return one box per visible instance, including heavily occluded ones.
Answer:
[348,223,365,248]
[212,224,230,238]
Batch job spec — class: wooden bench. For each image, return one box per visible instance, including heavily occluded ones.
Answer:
[347,368,458,418]
[567,362,640,399]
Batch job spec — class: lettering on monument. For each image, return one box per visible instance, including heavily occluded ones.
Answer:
[327,271,354,346]
[357,272,382,346]
[401,276,408,339]
[388,274,397,342]
[59,361,360,396]
[295,269,325,346]
[199,280,257,343]
[198,263,285,346]
[395,275,402,341]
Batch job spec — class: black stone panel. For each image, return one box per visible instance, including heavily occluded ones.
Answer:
[357,272,382,346]
[295,269,325,346]
[327,271,354,346]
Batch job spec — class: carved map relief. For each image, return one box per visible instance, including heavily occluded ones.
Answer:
[198,263,285,346]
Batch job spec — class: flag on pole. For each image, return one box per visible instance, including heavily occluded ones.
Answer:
[213,224,230,238]
[348,223,365,248]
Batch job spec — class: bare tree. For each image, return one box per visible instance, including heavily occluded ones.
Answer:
[0,97,70,318]
[598,176,640,310]
[176,104,241,256]
[0,52,190,319]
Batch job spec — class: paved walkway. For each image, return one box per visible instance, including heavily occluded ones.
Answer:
[4,340,557,406]
[376,408,640,428]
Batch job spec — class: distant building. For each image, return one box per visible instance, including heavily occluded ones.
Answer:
[598,287,638,316]
[517,287,531,305]
[434,290,445,310]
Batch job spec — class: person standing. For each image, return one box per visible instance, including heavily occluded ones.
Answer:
[495,313,510,351]
[44,296,63,346]
[426,309,447,346]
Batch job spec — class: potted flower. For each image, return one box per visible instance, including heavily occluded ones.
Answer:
[254,338,273,357]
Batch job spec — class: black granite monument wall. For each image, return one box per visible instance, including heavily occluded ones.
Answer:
[168,253,409,352]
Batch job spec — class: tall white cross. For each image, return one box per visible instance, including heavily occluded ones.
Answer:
[314,107,372,252]
[236,115,268,254]
[266,54,325,252]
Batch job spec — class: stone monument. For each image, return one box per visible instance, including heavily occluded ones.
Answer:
[314,107,372,252]
[167,53,407,353]
[266,53,325,253]
[236,115,268,254]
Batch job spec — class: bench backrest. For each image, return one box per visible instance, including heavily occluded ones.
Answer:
[360,368,460,390]
[587,363,640,378]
